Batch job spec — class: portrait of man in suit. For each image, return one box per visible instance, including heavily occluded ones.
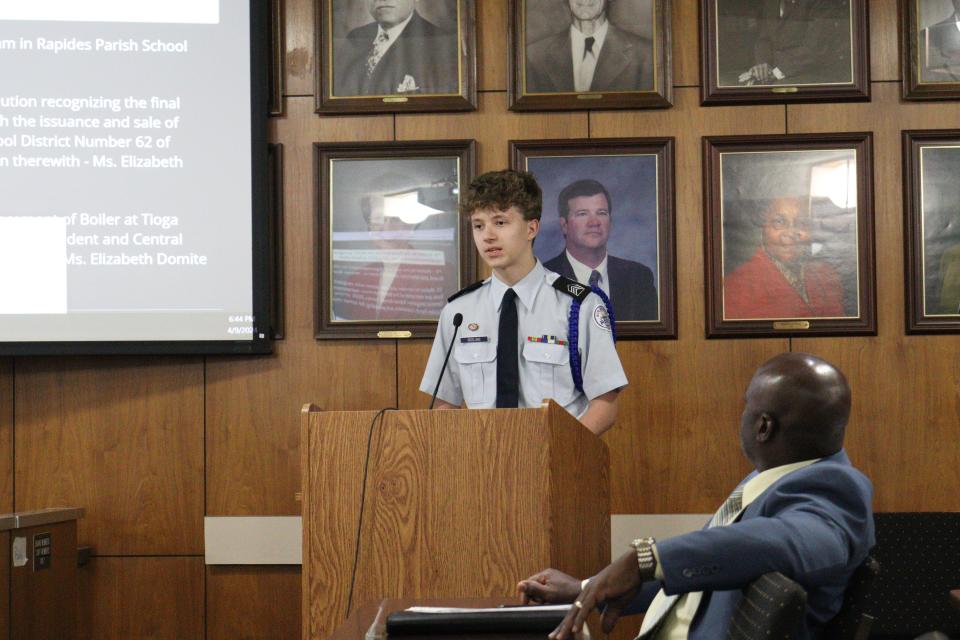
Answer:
[331,0,460,97]
[524,0,654,94]
[540,178,658,322]
[920,0,960,82]
[715,0,853,87]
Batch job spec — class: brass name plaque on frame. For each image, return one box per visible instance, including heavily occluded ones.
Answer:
[771,87,799,94]
[377,330,413,339]
[383,97,409,103]
[773,321,810,330]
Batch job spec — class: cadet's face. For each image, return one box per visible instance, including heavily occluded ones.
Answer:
[760,197,811,265]
[366,0,415,28]
[559,193,610,252]
[471,206,538,272]
[567,0,607,21]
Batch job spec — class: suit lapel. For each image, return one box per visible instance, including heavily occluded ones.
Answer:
[545,33,575,91]
[591,27,631,90]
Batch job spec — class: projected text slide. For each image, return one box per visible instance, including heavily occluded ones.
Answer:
[0,1,253,343]
[0,0,220,25]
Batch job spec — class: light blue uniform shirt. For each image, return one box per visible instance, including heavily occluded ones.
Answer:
[419,261,628,418]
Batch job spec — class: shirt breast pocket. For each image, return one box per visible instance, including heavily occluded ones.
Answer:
[453,341,496,406]
[522,342,575,405]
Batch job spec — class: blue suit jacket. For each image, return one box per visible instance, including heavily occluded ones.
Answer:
[628,450,874,639]
[543,252,658,321]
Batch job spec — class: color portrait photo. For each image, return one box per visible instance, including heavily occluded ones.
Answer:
[720,149,861,321]
[920,145,960,315]
[527,154,660,322]
[327,156,461,322]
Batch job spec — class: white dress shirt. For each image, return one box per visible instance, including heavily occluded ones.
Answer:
[565,251,609,296]
[570,19,609,92]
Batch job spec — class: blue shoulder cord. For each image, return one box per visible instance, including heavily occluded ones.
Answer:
[567,286,617,393]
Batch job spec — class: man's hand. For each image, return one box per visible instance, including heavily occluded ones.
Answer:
[748,62,774,83]
[548,551,645,640]
[517,568,581,605]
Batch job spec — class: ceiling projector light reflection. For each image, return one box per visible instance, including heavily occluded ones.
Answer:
[810,158,857,209]
[382,190,444,225]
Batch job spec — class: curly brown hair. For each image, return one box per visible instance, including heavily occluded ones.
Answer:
[460,170,542,221]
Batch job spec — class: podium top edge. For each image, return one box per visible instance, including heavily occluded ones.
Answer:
[0,507,85,531]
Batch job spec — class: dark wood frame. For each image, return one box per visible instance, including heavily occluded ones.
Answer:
[267,144,285,339]
[703,133,876,338]
[315,0,477,114]
[509,138,677,338]
[314,140,477,340]
[903,130,960,332]
[269,0,285,116]
[699,0,871,105]
[508,0,673,111]
[900,0,960,100]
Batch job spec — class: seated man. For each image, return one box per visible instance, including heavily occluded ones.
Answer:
[518,352,874,639]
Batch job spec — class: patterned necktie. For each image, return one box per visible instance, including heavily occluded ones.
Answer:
[708,486,744,528]
[496,289,520,408]
[576,36,598,92]
[589,270,602,289]
[635,486,746,639]
[366,30,390,76]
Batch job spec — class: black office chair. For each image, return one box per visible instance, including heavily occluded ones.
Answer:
[727,571,807,640]
[868,512,960,639]
[822,555,881,640]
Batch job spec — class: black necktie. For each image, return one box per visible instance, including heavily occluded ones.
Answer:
[583,36,595,59]
[496,288,520,408]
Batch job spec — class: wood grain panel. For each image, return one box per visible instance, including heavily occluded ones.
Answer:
[870,0,899,83]
[302,409,375,640]
[206,566,300,640]
[789,84,960,511]
[592,88,787,513]
[207,96,397,516]
[10,521,77,640]
[0,359,11,514]
[478,0,508,91]
[284,0,314,97]
[0,531,8,640]
[15,357,204,555]
[396,92,589,171]
[350,409,554,603]
[672,0,700,87]
[78,557,203,640]
[397,341,434,409]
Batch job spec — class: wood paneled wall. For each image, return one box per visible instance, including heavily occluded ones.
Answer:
[0,0,957,637]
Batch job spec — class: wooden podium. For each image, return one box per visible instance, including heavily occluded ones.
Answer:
[301,402,610,639]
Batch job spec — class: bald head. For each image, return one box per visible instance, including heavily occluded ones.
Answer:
[739,353,851,471]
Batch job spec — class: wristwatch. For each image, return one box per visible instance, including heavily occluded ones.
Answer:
[630,537,657,578]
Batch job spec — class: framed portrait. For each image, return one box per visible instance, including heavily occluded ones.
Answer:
[704,133,876,338]
[314,140,476,339]
[700,0,870,105]
[510,138,676,338]
[316,0,477,114]
[904,130,960,332]
[900,0,960,99]
[509,0,672,111]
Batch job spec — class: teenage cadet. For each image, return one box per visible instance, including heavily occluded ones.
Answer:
[418,169,627,435]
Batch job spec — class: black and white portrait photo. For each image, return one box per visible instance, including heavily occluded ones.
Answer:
[327,0,461,98]
[523,0,654,93]
[714,0,853,87]
[918,0,960,83]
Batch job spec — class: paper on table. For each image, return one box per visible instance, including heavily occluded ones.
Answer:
[405,604,572,614]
